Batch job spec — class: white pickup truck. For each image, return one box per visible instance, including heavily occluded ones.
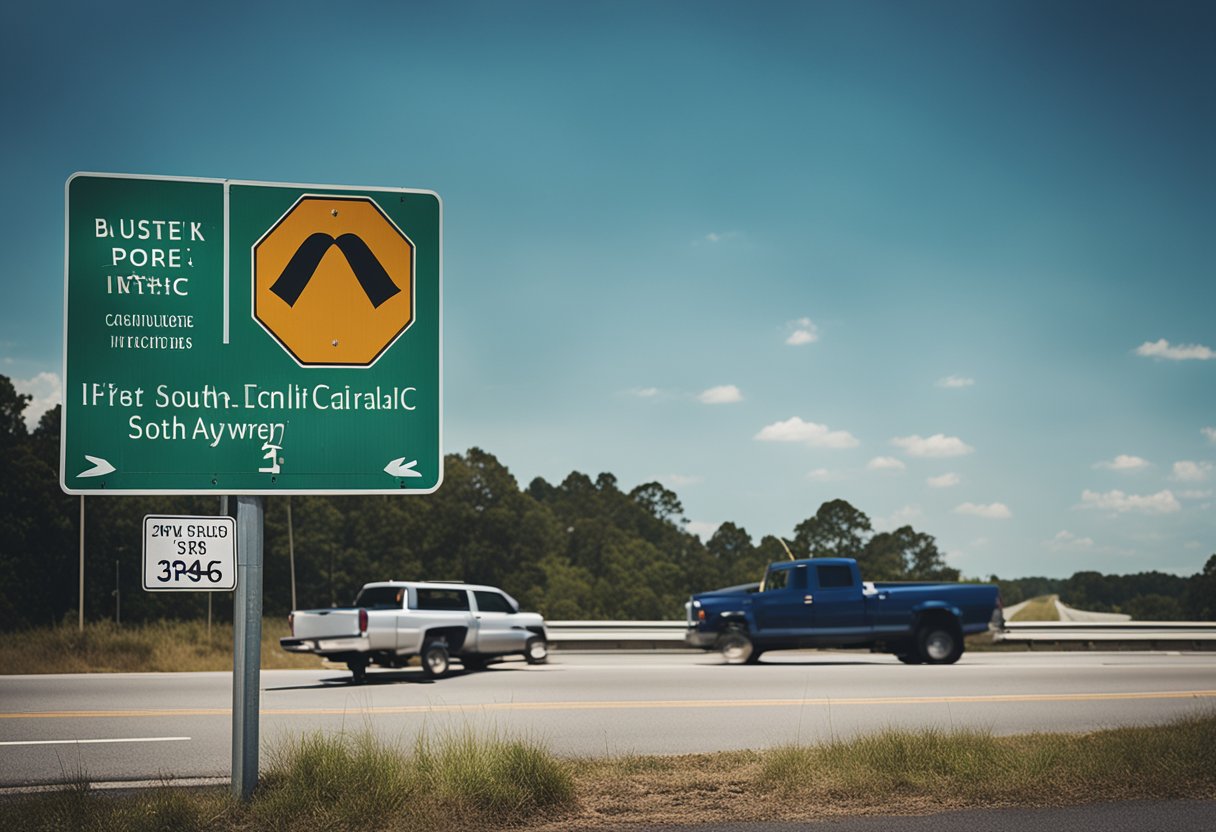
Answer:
[280,581,549,682]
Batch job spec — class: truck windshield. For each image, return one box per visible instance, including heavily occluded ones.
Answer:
[353,586,405,609]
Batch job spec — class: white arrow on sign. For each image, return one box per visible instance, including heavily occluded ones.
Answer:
[79,455,116,478]
[384,457,423,478]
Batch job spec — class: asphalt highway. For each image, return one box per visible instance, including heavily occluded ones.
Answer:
[2,650,1214,786]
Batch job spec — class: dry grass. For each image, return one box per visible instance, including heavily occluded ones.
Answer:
[0,619,321,674]
[534,713,1216,828]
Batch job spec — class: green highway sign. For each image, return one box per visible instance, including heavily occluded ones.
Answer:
[61,173,442,494]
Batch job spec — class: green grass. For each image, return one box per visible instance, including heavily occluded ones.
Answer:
[9,730,575,832]
[12,778,230,832]
[0,619,320,674]
[253,728,574,830]
[6,716,1214,830]
[759,713,1216,806]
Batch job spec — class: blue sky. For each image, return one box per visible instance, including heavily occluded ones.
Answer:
[2,1,1213,578]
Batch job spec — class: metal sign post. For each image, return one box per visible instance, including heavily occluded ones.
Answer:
[232,496,263,801]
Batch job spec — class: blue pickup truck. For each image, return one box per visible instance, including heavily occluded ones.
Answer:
[685,557,1002,664]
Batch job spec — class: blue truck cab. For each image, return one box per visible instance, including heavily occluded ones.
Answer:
[685,557,1003,664]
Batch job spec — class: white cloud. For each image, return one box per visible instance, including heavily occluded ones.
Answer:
[785,318,819,346]
[867,456,906,472]
[1203,427,1216,443]
[1135,339,1215,361]
[698,384,743,404]
[1078,489,1181,515]
[1095,454,1151,471]
[954,502,1012,520]
[12,371,62,429]
[1172,461,1213,482]
[1046,530,1095,550]
[756,417,860,449]
[629,387,660,398]
[685,520,721,540]
[806,468,834,481]
[891,433,974,458]
[1179,490,1213,500]
[936,375,975,389]
[927,472,960,488]
[665,474,703,487]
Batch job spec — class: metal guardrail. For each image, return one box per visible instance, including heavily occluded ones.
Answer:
[545,620,1216,650]
[546,620,688,648]
[995,621,1216,646]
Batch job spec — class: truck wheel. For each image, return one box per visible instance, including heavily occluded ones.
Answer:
[717,629,754,665]
[524,636,549,665]
[895,653,922,665]
[347,659,368,684]
[421,641,450,678]
[917,623,963,664]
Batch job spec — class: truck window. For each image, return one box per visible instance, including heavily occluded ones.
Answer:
[473,590,516,614]
[353,586,406,609]
[763,567,790,591]
[793,564,808,589]
[816,564,855,589]
[414,588,470,611]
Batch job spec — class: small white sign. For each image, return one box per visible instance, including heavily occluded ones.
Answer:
[142,515,237,592]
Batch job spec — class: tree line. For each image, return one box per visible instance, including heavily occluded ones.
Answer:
[1,374,1212,628]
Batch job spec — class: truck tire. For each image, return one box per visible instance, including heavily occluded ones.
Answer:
[462,655,488,672]
[895,653,922,664]
[717,629,754,665]
[916,622,963,665]
[421,640,450,678]
[347,658,368,684]
[525,636,549,664]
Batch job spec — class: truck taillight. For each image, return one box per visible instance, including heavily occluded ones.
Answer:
[358,608,369,635]
[288,613,294,636]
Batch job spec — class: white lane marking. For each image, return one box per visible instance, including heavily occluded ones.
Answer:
[0,737,190,747]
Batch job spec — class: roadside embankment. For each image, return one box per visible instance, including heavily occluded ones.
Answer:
[4,713,1213,830]
[0,620,318,674]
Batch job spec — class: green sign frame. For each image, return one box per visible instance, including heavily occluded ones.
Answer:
[61,173,442,495]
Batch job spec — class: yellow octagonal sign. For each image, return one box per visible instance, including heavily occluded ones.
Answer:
[253,195,414,366]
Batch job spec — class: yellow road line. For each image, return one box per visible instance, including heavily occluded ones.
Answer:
[3,689,1215,720]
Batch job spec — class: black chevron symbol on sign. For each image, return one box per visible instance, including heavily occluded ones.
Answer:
[270,233,402,308]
